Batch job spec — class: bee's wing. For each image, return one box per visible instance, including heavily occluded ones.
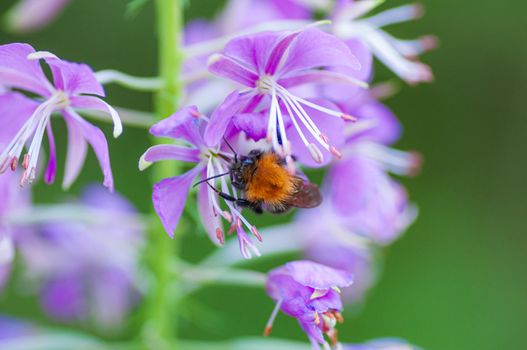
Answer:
[289,178,323,209]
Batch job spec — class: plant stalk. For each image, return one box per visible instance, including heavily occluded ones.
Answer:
[142,0,184,349]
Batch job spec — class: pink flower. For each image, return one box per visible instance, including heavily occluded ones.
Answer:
[0,43,122,190]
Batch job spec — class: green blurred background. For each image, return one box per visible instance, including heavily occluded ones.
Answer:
[1,1,526,349]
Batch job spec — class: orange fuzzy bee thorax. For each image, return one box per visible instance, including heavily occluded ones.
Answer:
[244,153,296,204]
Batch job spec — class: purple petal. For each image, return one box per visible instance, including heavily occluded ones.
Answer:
[142,145,201,165]
[0,92,39,147]
[153,166,203,238]
[266,273,310,304]
[70,95,122,138]
[197,173,223,246]
[221,31,283,74]
[348,100,402,145]
[278,70,367,89]
[184,19,219,45]
[316,39,373,103]
[62,109,113,191]
[40,276,86,322]
[241,93,264,113]
[0,234,15,267]
[344,38,373,81]
[91,269,134,328]
[309,289,343,312]
[81,184,136,214]
[62,113,88,190]
[284,260,353,289]
[264,31,301,75]
[43,123,56,184]
[44,58,105,97]
[328,154,411,243]
[220,0,310,33]
[204,90,245,147]
[303,222,375,304]
[299,320,325,345]
[345,338,422,350]
[329,155,379,214]
[269,0,311,19]
[280,29,362,76]
[150,106,205,147]
[0,43,51,96]
[5,0,70,33]
[232,112,268,141]
[208,54,259,87]
[285,99,346,167]
[0,317,36,339]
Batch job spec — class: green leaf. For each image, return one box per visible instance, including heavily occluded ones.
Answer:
[126,0,151,19]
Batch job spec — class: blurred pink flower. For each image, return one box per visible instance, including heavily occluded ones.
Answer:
[5,0,70,34]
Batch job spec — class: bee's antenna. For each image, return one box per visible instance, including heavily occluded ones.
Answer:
[193,172,230,188]
[223,137,238,162]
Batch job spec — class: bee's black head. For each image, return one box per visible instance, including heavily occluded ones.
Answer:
[230,150,262,189]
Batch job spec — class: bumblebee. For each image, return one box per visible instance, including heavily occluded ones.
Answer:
[197,146,322,214]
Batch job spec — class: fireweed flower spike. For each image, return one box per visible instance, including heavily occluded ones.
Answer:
[207,28,370,167]
[140,105,262,258]
[0,43,122,190]
[265,260,353,350]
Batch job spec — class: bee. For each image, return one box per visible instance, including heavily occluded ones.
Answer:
[195,143,322,214]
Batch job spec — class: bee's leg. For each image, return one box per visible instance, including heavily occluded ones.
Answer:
[251,204,264,214]
[206,183,256,209]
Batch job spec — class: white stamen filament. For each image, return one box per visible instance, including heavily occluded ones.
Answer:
[337,0,384,22]
[357,142,421,176]
[0,92,69,185]
[206,158,231,222]
[365,3,424,28]
[264,299,283,336]
[277,90,329,149]
[281,88,351,120]
[214,159,262,244]
[267,89,283,155]
[385,35,438,57]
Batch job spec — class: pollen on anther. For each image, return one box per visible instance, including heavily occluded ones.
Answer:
[190,109,201,118]
[308,143,323,164]
[341,113,357,122]
[263,325,272,337]
[216,228,225,245]
[10,157,18,171]
[330,146,342,159]
[22,154,30,169]
[250,226,263,242]
[319,133,329,144]
[223,210,232,223]
[314,312,321,325]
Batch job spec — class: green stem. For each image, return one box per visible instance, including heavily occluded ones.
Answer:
[95,70,162,91]
[142,0,184,349]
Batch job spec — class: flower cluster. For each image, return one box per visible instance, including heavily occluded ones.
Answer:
[0,43,121,190]
[0,184,144,329]
[0,1,434,349]
[159,1,430,348]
